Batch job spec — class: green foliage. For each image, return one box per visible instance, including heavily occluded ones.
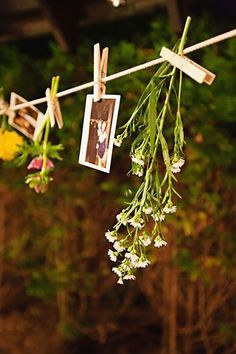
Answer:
[0,14,235,354]
[15,142,64,166]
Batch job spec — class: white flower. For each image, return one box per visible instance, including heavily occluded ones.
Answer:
[124,274,136,281]
[116,212,128,226]
[124,252,131,259]
[131,156,144,166]
[114,241,125,252]
[134,169,143,177]
[143,207,153,214]
[108,249,118,262]
[159,214,165,221]
[114,134,124,147]
[177,158,185,167]
[171,165,181,173]
[105,230,117,243]
[171,158,185,173]
[154,236,167,248]
[114,138,121,147]
[140,235,151,246]
[121,259,132,272]
[152,213,165,222]
[112,267,122,277]
[128,216,144,229]
[163,204,177,214]
[117,278,124,285]
[136,258,150,268]
[125,252,139,264]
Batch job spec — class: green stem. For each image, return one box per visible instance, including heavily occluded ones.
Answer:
[140,69,177,209]
[34,117,47,144]
[35,76,60,144]
[140,163,152,208]
[40,76,60,174]
[177,70,183,112]
[178,16,191,55]
[1,115,7,131]
[151,17,191,173]
[125,18,192,234]
[41,115,50,174]
[121,65,170,132]
[133,227,139,247]
[152,70,177,165]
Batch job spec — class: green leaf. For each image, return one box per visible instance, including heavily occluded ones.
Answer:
[172,187,182,199]
[148,87,157,154]
[159,130,170,169]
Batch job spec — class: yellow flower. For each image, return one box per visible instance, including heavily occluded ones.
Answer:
[0,129,24,161]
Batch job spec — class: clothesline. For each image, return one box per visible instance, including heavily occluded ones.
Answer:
[9,28,236,112]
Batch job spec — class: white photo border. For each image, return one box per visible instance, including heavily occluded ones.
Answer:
[9,92,44,140]
[79,94,121,173]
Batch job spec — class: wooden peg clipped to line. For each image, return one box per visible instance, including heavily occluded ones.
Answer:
[53,98,63,129]
[160,47,215,85]
[33,112,46,142]
[93,43,109,102]
[100,47,109,96]
[45,88,56,127]
[45,88,63,129]
[93,43,101,102]
[183,57,215,85]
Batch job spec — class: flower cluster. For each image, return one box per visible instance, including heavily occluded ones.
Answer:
[0,129,24,161]
[13,76,63,193]
[113,131,128,148]
[170,157,185,174]
[106,220,168,284]
[131,153,145,177]
[110,33,189,282]
[105,199,179,284]
[25,156,54,193]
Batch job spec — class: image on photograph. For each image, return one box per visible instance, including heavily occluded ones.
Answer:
[79,94,120,173]
[9,93,44,140]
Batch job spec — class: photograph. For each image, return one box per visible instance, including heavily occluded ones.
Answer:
[79,94,120,173]
[9,92,44,140]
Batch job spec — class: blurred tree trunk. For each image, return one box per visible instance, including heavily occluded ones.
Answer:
[161,239,178,354]
[184,282,195,353]
[0,186,8,288]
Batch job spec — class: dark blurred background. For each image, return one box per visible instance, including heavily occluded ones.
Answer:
[0,1,236,354]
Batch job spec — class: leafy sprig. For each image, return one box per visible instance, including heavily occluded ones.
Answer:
[108,17,192,283]
[15,142,64,166]
[15,76,64,193]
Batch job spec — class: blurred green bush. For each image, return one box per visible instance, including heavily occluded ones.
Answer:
[0,15,235,354]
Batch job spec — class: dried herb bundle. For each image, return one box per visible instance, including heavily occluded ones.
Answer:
[106,18,191,283]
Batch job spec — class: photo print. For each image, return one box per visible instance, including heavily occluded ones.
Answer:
[79,94,120,173]
[9,92,44,140]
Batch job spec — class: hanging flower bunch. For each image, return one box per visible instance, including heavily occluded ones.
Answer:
[106,19,191,284]
[0,93,24,161]
[15,76,63,193]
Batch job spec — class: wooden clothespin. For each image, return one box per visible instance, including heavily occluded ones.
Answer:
[160,47,215,85]
[45,88,63,129]
[53,97,63,129]
[46,88,56,128]
[93,43,109,102]
[33,112,46,141]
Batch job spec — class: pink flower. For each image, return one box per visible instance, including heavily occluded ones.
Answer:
[27,157,54,170]
[27,174,49,194]
[34,183,48,194]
